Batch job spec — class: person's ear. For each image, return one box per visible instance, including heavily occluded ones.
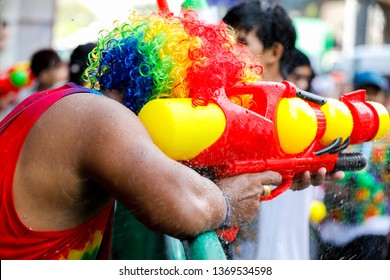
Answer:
[268,42,284,64]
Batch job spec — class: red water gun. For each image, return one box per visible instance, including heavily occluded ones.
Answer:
[138,81,390,242]
[0,63,33,98]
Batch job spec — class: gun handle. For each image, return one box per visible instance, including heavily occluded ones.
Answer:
[260,177,293,201]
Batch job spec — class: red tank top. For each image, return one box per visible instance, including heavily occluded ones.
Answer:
[0,83,114,259]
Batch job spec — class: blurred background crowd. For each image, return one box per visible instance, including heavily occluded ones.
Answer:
[1,0,390,86]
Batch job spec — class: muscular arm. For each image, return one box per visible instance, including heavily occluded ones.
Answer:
[71,94,227,238]
[16,92,281,239]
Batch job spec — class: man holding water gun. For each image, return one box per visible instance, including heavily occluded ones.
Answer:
[1,9,369,260]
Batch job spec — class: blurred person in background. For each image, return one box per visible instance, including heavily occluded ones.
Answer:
[285,48,315,92]
[223,0,319,260]
[356,71,389,105]
[18,48,68,101]
[223,0,296,83]
[69,42,96,86]
[316,70,390,260]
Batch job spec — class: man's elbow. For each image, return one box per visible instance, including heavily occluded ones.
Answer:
[155,204,221,240]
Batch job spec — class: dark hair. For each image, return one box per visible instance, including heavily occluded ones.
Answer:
[285,48,315,90]
[69,42,96,85]
[285,48,312,74]
[30,49,61,77]
[223,0,296,78]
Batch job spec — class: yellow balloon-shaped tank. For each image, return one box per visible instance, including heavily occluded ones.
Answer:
[368,101,390,141]
[138,98,226,160]
[276,97,318,154]
[320,99,354,146]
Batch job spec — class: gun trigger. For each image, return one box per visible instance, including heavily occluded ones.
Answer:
[329,137,350,154]
[315,137,342,156]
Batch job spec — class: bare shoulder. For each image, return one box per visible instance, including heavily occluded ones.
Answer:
[51,92,138,126]
[14,91,157,230]
[36,91,156,169]
[38,92,149,142]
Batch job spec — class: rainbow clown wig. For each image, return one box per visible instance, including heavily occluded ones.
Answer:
[84,10,263,114]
